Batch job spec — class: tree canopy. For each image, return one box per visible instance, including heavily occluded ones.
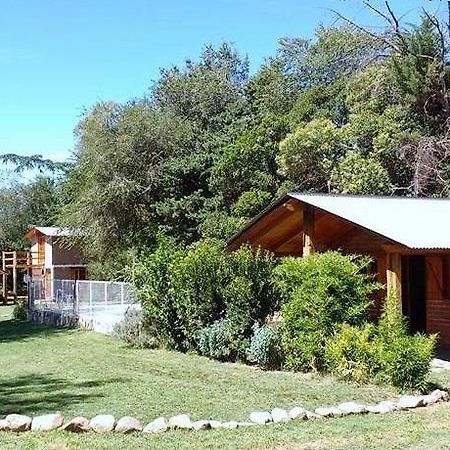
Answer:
[2,3,450,272]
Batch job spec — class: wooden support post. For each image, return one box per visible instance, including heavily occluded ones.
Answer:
[2,252,6,304]
[12,251,17,300]
[302,206,315,257]
[386,252,402,311]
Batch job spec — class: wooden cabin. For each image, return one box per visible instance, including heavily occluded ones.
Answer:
[25,227,87,297]
[227,193,450,345]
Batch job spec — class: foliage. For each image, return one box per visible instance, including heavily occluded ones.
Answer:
[277,118,344,191]
[113,308,159,349]
[128,238,279,355]
[125,235,184,349]
[325,292,436,391]
[197,319,235,361]
[376,292,437,391]
[12,301,27,321]
[246,323,283,370]
[274,252,379,371]
[0,177,61,250]
[330,151,393,195]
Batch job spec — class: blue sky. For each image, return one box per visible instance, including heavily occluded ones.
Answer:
[0,0,444,166]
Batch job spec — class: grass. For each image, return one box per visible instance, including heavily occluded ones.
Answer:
[1,306,450,449]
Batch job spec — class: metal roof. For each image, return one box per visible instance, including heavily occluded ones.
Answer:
[289,193,450,250]
[25,226,80,238]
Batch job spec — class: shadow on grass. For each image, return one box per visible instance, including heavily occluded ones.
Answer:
[0,318,68,343]
[0,374,124,416]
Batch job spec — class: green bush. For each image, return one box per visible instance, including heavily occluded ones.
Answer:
[325,292,436,391]
[380,333,436,391]
[376,291,436,391]
[169,239,227,349]
[197,319,235,361]
[129,237,280,355]
[325,323,379,384]
[222,246,280,356]
[113,309,159,349]
[12,301,27,321]
[274,251,379,371]
[246,323,283,370]
[126,235,184,349]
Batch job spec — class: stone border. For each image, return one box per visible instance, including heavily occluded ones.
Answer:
[0,390,447,434]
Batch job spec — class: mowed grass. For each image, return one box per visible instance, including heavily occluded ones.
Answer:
[1,306,450,449]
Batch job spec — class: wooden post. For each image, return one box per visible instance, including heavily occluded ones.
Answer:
[2,252,6,304]
[386,252,402,310]
[12,251,17,300]
[302,206,315,257]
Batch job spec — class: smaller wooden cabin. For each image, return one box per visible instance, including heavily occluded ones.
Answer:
[25,227,87,296]
[227,193,450,345]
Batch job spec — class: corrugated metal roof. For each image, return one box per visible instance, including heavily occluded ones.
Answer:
[27,226,79,237]
[290,193,450,250]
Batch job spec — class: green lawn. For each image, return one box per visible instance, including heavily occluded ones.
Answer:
[1,306,450,449]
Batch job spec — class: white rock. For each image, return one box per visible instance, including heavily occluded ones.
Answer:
[289,407,307,420]
[337,402,367,414]
[0,419,10,431]
[249,411,272,425]
[314,407,344,417]
[221,421,239,429]
[143,417,168,434]
[397,395,425,410]
[31,413,64,431]
[115,416,142,433]
[305,410,322,419]
[6,414,32,432]
[237,421,257,427]
[61,416,90,432]
[168,414,193,430]
[423,389,448,405]
[193,420,211,431]
[366,400,397,414]
[90,414,115,433]
[209,420,222,429]
[271,408,289,423]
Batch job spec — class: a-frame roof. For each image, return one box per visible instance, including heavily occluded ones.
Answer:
[228,193,450,251]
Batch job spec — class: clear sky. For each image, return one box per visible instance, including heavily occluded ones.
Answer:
[0,0,444,165]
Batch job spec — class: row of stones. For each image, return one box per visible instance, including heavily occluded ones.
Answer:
[1,390,447,434]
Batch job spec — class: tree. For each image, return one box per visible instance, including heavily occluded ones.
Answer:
[0,177,60,250]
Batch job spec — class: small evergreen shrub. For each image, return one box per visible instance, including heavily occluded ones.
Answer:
[325,292,437,391]
[113,309,159,349]
[246,323,283,370]
[380,333,436,391]
[325,323,379,384]
[126,235,185,349]
[376,291,437,391]
[274,251,379,371]
[12,301,27,321]
[197,319,235,361]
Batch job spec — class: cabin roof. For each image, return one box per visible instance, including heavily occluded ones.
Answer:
[228,193,450,251]
[24,226,80,239]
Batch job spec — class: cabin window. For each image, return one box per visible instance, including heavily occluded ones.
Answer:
[442,256,450,299]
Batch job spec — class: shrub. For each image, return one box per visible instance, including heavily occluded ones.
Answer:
[222,246,280,356]
[197,319,234,361]
[169,239,227,349]
[113,309,159,349]
[325,323,379,384]
[380,333,436,391]
[325,291,437,390]
[274,251,379,371]
[246,323,283,370]
[126,235,185,349]
[376,291,437,391]
[12,301,27,321]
